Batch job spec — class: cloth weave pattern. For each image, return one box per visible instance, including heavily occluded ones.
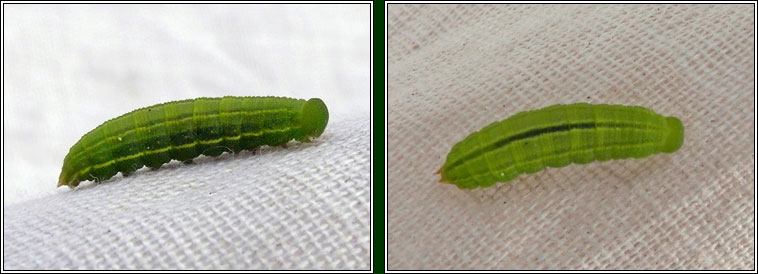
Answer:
[4,116,371,270]
[387,4,754,270]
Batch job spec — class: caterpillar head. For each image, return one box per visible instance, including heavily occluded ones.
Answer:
[662,116,684,153]
[299,98,329,140]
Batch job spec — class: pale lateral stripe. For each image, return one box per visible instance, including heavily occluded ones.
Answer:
[74,127,299,179]
[453,126,661,175]
[448,121,660,171]
[71,108,295,160]
[477,118,660,151]
[458,139,662,182]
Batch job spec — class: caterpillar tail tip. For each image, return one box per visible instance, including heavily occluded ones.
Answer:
[57,178,74,188]
[435,168,451,183]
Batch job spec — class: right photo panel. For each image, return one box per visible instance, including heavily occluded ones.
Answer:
[386,3,754,270]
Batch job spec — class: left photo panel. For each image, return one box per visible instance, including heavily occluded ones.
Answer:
[2,3,371,270]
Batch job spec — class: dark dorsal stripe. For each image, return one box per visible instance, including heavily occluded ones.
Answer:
[446,122,652,171]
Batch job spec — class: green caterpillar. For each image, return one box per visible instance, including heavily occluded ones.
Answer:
[59,96,329,188]
[438,103,684,189]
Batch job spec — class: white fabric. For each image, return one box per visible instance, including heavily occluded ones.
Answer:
[388,4,753,270]
[3,4,370,270]
[3,115,370,270]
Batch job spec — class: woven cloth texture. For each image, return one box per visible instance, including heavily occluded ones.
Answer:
[3,115,371,270]
[387,4,754,270]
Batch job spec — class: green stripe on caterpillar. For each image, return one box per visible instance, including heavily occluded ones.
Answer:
[59,96,329,188]
[438,103,684,189]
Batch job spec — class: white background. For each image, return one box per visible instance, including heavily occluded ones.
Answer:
[3,4,370,205]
